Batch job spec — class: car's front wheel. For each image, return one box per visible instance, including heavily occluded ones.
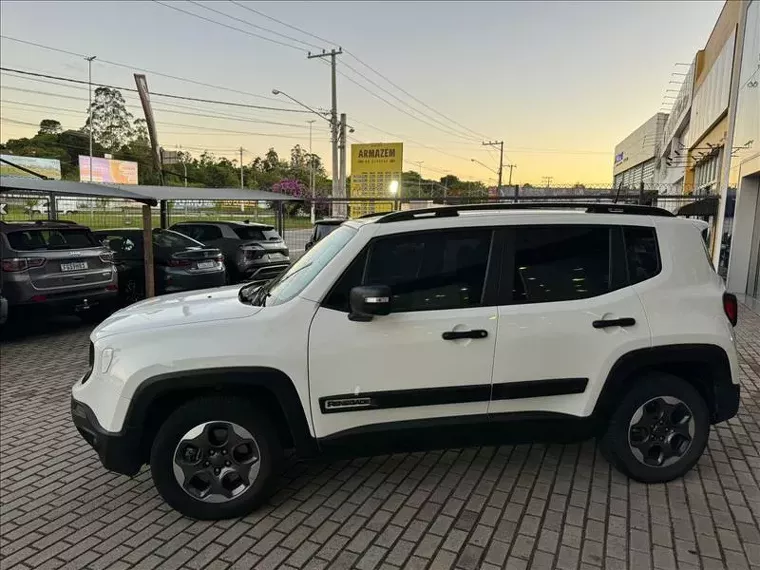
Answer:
[150,397,282,520]
[600,373,709,483]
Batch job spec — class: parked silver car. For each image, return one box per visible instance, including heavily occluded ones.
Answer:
[0,220,118,322]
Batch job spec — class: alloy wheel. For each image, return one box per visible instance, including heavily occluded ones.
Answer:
[172,421,261,503]
[628,396,696,468]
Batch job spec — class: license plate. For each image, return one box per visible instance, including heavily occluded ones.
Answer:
[196,261,216,269]
[61,261,88,272]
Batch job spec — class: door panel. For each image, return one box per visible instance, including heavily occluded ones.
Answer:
[490,289,650,417]
[489,224,652,418]
[308,305,497,438]
[308,227,500,439]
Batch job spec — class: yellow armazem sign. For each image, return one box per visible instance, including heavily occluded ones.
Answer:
[350,143,403,217]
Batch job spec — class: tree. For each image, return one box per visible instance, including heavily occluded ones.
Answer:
[38,119,62,135]
[263,148,281,172]
[83,87,134,152]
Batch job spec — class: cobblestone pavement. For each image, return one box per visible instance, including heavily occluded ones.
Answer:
[1,309,759,570]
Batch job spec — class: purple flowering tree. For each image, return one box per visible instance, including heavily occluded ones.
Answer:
[272,178,328,215]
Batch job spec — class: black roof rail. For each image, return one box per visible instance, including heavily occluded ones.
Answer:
[373,202,674,223]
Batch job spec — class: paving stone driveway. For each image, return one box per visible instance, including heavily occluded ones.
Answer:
[1,308,759,570]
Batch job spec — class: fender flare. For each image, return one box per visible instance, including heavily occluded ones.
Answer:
[593,343,736,423]
[127,366,318,457]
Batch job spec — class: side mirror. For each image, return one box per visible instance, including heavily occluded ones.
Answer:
[304,241,313,251]
[349,285,392,322]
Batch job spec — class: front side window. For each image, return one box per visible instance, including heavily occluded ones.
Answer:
[325,229,492,313]
[513,226,611,303]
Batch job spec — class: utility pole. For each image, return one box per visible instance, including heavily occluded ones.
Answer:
[307,119,316,224]
[308,48,343,215]
[483,141,504,191]
[506,164,517,186]
[338,113,347,218]
[239,147,244,189]
[85,55,96,182]
[414,161,424,197]
[542,176,554,188]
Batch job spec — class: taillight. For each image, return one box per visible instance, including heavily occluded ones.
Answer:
[168,258,192,268]
[723,293,738,327]
[99,251,114,263]
[1,257,46,272]
[242,247,264,260]
[106,284,118,291]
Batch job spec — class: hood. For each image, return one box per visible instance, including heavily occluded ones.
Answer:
[93,284,261,340]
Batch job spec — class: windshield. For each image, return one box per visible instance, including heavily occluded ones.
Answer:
[265,225,356,306]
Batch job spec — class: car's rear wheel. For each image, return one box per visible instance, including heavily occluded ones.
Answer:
[600,373,709,483]
[150,397,282,520]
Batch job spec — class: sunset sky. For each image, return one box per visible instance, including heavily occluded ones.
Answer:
[0,1,724,185]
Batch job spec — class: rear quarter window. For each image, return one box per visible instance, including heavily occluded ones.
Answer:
[623,226,661,284]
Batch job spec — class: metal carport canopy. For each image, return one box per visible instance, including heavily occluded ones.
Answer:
[0,176,156,204]
[122,185,299,202]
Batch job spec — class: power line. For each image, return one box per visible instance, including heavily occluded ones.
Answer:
[0,35,298,106]
[228,1,336,47]
[0,67,313,113]
[0,84,324,129]
[190,0,326,51]
[228,2,489,141]
[151,0,305,52]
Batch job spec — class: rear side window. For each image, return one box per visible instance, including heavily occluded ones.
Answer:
[232,226,280,241]
[154,229,203,249]
[175,225,222,242]
[6,229,98,251]
[512,226,612,303]
[623,226,660,284]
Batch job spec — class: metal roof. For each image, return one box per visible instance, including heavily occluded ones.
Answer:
[0,177,299,203]
[0,177,156,204]
[124,185,298,202]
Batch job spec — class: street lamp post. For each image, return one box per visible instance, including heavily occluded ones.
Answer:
[85,55,96,182]
[307,119,316,224]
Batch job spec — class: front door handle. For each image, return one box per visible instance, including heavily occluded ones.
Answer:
[592,317,636,329]
[442,329,488,340]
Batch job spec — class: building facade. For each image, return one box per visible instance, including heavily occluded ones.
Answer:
[613,113,668,189]
[718,0,760,296]
[656,59,696,195]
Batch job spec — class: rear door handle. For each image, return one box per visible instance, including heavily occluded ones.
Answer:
[592,317,636,329]
[442,329,488,340]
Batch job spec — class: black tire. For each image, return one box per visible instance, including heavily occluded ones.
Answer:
[150,397,282,520]
[599,373,709,483]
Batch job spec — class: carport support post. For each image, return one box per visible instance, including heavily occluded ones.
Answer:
[142,204,156,298]
[48,193,57,220]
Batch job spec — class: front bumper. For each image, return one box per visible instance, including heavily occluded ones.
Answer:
[71,396,143,476]
[713,382,740,424]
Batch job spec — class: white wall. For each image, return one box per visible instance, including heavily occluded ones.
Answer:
[614,114,668,177]
[688,30,736,148]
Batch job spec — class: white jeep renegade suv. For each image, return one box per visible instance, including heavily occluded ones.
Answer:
[71,203,741,520]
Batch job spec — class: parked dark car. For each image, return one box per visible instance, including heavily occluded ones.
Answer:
[304,218,344,251]
[0,220,118,322]
[0,289,7,327]
[93,228,226,305]
[169,220,289,283]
